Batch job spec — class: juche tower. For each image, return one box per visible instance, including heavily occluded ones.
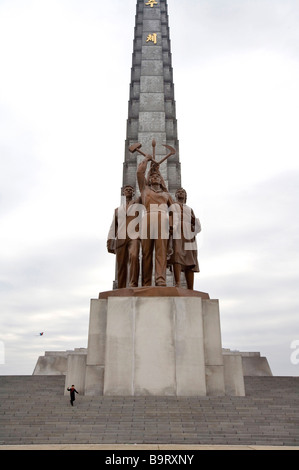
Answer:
[123,0,181,197]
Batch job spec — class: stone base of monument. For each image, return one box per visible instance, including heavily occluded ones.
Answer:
[33,288,273,395]
[79,287,245,397]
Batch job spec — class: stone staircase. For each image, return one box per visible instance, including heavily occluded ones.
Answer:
[0,375,298,446]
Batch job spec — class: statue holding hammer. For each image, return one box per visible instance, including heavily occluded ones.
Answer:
[107,185,141,289]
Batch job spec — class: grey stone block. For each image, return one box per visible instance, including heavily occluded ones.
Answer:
[143,20,161,32]
[139,93,165,112]
[140,75,164,93]
[138,111,166,132]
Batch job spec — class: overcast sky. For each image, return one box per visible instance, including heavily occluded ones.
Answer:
[0,0,298,377]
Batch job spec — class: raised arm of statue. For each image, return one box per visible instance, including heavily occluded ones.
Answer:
[137,156,151,192]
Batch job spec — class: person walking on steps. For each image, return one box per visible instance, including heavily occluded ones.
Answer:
[67,385,78,406]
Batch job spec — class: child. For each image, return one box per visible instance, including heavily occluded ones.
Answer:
[67,385,78,406]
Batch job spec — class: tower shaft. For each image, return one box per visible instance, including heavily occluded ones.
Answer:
[123,0,181,196]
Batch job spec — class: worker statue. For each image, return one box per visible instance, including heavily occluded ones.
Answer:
[107,185,140,288]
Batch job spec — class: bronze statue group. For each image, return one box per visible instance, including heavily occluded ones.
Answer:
[107,154,201,291]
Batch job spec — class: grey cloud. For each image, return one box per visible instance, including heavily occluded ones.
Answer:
[202,171,299,254]
[194,171,299,375]
[1,237,109,302]
[0,236,110,374]
[0,109,41,216]
[171,0,299,64]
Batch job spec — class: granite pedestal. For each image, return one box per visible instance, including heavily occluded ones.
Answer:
[83,288,245,397]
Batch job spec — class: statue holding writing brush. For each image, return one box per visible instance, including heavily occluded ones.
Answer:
[129,140,176,287]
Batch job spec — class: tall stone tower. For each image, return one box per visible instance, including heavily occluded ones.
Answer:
[34,1,251,397]
[122,0,181,198]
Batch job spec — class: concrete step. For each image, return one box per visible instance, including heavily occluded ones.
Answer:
[244,376,299,397]
[0,376,298,446]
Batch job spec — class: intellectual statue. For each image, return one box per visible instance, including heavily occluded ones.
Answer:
[137,156,174,286]
[107,185,140,288]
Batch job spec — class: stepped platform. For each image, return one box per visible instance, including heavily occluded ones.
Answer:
[0,375,298,446]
